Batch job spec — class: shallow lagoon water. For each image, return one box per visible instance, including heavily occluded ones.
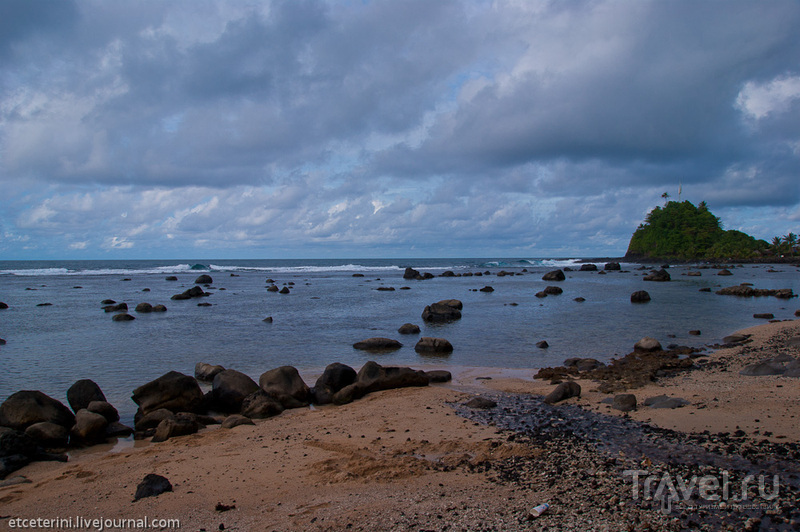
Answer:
[0,258,797,423]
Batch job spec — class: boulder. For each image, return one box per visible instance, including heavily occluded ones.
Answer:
[630,290,651,303]
[479,286,494,292]
[739,361,786,376]
[332,362,428,405]
[134,474,172,501]
[564,358,603,372]
[580,264,597,271]
[103,303,128,313]
[643,269,671,282]
[212,370,259,413]
[0,302,8,309]
[67,379,107,413]
[536,340,549,349]
[352,337,403,351]
[312,363,357,405]
[87,401,119,423]
[240,390,284,419]
[722,333,751,345]
[165,276,178,281]
[403,267,422,280]
[543,382,581,404]
[0,391,75,431]
[279,287,290,294]
[0,427,40,479]
[634,337,662,352]
[25,422,69,447]
[753,313,774,320]
[259,366,311,409]
[135,302,153,313]
[604,262,621,270]
[424,370,452,383]
[266,285,279,292]
[105,421,134,438]
[612,394,637,412]
[152,304,167,312]
[535,291,548,298]
[150,417,200,443]
[644,395,689,409]
[715,285,795,298]
[464,397,497,409]
[134,409,175,432]
[195,362,226,382]
[421,300,463,323]
[221,414,255,429]
[131,371,203,416]
[398,323,420,335]
[112,313,135,321]
[543,286,563,295]
[195,274,213,285]
[542,270,565,281]
[717,269,733,276]
[171,286,207,300]
[414,337,453,354]
[785,360,800,378]
[70,409,109,444]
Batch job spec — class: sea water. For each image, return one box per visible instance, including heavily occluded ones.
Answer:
[0,258,797,423]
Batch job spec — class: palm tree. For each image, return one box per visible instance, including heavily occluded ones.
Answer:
[771,236,784,255]
[784,232,798,256]
[661,192,670,205]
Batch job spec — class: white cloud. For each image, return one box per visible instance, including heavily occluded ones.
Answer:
[737,75,800,120]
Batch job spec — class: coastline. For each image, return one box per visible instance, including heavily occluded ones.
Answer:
[2,318,799,530]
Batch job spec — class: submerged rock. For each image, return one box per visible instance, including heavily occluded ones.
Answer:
[352,337,403,351]
[421,300,462,323]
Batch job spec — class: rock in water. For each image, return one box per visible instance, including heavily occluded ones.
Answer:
[70,409,108,445]
[397,323,420,334]
[131,371,203,416]
[542,270,565,281]
[643,269,671,282]
[195,362,225,382]
[630,290,651,303]
[352,337,403,351]
[194,274,213,284]
[134,474,172,501]
[67,379,107,413]
[414,337,453,354]
[634,337,662,352]
[0,391,76,431]
[421,300,462,323]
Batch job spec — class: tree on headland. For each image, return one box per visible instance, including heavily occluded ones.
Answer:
[626,200,767,260]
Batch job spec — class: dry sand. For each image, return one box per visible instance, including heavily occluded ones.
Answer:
[1,319,799,531]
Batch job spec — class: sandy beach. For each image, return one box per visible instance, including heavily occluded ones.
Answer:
[2,318,800,531]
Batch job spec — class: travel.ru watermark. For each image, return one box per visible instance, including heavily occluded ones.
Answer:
[623,469,780,513]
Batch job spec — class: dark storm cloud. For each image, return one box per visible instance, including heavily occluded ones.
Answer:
[2,0,799,258]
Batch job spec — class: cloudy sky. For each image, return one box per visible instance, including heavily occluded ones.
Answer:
[1,0,799,260]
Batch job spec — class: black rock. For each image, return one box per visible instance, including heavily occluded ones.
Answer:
[134,474,172,501]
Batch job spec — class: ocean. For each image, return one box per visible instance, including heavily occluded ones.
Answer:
[0,258,797,424]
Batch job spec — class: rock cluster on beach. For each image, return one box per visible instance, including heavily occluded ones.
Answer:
[0,359,452,479]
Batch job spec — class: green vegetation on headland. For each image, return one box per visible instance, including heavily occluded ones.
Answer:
[625,200,772,261]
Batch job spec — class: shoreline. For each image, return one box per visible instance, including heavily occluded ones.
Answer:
[2,318,799,530]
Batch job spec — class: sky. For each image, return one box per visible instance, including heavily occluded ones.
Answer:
[1,0,799,260]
